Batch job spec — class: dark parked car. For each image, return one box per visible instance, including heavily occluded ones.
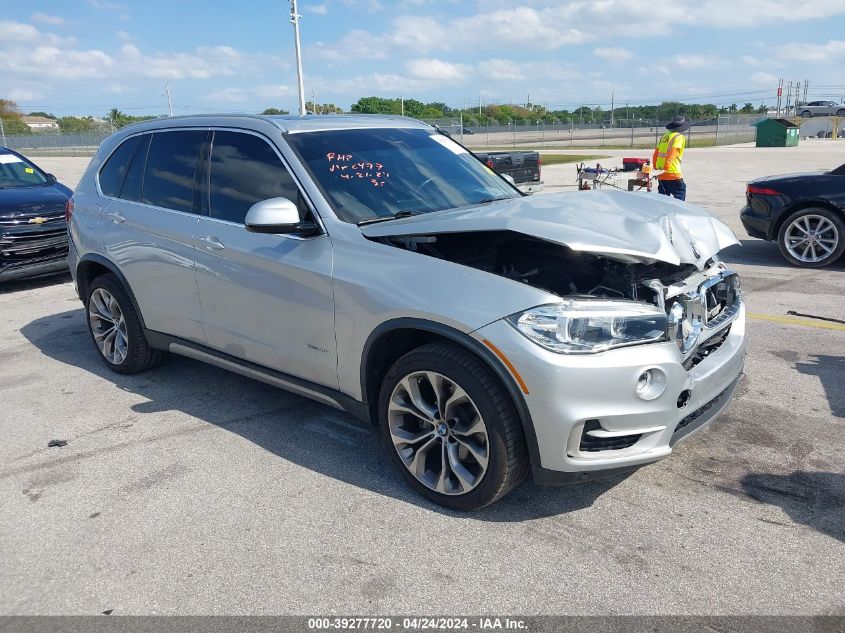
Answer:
[0,148,72,282]
[740,164,845,268]
[475,151,543,194]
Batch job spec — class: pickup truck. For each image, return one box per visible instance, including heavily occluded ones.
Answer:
[475,151,543,194]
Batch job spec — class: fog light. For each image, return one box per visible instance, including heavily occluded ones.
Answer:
[635,368,666,400]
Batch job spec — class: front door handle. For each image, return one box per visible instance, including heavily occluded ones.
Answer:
[198,235,225,250]
[106,211,125,224]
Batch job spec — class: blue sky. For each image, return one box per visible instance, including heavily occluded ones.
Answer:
[2,0,845,116]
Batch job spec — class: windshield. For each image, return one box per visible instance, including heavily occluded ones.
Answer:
[0,152,48,189]
[286,128,520,223]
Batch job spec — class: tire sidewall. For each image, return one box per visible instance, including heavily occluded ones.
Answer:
[85,275,138,372]
[377,348,515,511]
[777,208,845,268]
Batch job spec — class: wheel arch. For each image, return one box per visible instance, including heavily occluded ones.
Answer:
[360,318,542,467]
[76,254,148,332]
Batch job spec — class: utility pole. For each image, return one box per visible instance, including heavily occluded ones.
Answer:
[478,94,481,116]
[289,0,306,116]
[311,88,316,114]
[164,82,173,116]
[610,89,614,127]
[0,116,6,147]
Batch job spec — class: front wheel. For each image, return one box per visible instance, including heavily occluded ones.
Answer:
[777,208,845,268]
[800,110,812,118]
[836,109,845,117]
[378,343,528,510]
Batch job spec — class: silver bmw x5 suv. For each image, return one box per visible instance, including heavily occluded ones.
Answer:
[69,114,746,510]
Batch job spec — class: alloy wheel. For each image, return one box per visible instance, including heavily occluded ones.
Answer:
[784,214,840,264]
[88,288,129,365]
[387,371,489,495]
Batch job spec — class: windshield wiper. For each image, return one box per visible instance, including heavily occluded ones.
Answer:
[357,210,419,226]
[477,197,512,204]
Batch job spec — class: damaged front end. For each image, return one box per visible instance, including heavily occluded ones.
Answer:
[368,228,741,365]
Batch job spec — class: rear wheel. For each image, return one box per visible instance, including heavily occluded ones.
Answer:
[85,274,166,373]
[836,108,845,117]
[777,208,845,268]
[378,343,528,510]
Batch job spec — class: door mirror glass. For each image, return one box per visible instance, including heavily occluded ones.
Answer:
[244,197,319,236]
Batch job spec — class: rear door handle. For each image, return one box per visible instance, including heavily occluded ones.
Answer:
[198,235,225,250]
[106,212,125,224]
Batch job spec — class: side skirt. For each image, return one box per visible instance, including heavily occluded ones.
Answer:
[144,329,371,423]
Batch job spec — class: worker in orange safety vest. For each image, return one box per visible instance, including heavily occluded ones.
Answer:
[652,115,690,201]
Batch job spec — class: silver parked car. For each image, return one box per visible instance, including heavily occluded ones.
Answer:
[68,115,746,510]
[797,100,845,118]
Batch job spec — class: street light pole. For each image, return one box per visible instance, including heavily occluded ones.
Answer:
[289,0,306,116]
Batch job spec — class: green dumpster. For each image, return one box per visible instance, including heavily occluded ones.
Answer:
[753,118,799,147]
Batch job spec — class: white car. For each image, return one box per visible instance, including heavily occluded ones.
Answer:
[797,101,845,118]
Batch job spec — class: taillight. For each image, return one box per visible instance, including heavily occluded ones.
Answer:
[486,159,494,169]
[747,185,781,196]
[65,198,74,222]
[537,154,542,177]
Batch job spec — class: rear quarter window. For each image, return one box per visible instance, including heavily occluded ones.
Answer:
[98,136,141,197]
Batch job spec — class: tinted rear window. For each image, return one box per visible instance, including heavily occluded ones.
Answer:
[140,131,204,213]
[99,136,141,197]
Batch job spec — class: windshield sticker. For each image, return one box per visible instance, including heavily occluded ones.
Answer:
[24,167,34,173]
[326,152,390,188]
[0,154,23,164]
[429,134,467,155]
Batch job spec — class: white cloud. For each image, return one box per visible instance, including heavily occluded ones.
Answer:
[303,3,329,14]
[206,84,291,103]
[478,59,525,81]
[8,87,41,101]
[31,12,66,26]
[777,39,845,62]
[593,47,633,61]
[749,71,778,85]
[672,54,727,69]
[405,59,470,81]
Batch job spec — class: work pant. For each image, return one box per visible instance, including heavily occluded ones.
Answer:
[658,178,686,201]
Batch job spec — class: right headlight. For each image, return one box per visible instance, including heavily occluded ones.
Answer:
[507,300,668,354]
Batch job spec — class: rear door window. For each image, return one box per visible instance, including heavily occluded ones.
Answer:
[141,130,205,213]
[208,130,303,224]
[99,135,141,198]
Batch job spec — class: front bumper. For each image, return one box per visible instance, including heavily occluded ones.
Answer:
[473,302,747,479]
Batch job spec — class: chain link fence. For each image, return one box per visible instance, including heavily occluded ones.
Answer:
[0,128,113,157]
[424,114,763,149]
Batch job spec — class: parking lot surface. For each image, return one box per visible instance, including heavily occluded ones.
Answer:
[1,142,843,615]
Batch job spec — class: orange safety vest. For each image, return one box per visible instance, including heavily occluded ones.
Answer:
[653,131,685,180]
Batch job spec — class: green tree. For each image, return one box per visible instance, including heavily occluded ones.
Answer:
[27,111,56,119]
[740,102,755,114]
[0,116,31,135]
[261,107,289,115]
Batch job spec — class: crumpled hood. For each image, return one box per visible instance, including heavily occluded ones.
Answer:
[360,189,739,268]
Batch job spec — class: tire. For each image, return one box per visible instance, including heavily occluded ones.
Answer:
[800,110,812,118]
[836,109,845,117]
[777,208,845,268]
[85,273,166,374]
[378,342,528,511]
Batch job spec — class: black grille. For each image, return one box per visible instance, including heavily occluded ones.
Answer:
[0,216,68,265]
[579,419,643,452]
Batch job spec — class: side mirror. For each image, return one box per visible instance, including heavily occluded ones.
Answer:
[46,173,57,183]
[244,197,320,236]
[501,174,516,186]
